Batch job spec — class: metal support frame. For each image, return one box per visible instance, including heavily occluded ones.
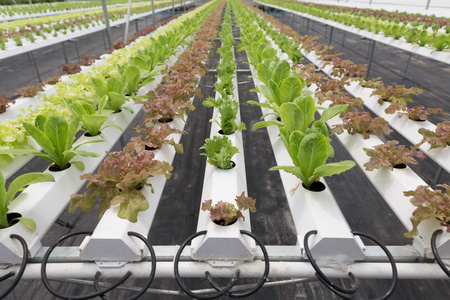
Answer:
[306,18,310,34]
[172,0,175,15]
[61,42,69,64]
[28,51,42,83]
[68,39,80,61]
[101,30,108,49]
[113,24,125,42]
[366,40,376,79]
[124,0,132,43]
[403,52,413,79]
[152,0,155,25]
[328,26,334,45]
[426,0,431,10]
[101,0,112,49]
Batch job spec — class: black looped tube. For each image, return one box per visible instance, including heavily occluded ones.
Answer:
[174,230,241,299]
[204,231,270,298]
[41,231,132,300]
[303,230,359,298]
[431,229,450,278]
[352,231,398,300]
[174,230,270,299]
[91,231,157,300]
[0,234,29,299]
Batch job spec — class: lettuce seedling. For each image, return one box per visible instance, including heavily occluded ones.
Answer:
[0,170,54,231]
[200,135,239,170]
[0,115,102,170]
[404,184,450,238]
[202,192,257,226]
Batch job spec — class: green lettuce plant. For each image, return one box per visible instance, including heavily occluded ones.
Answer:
[249,60,307,117]
[0,115,102,170]
[91,76,133,113]
[259,97,355,190]
[200,135,239,170]
[203,95,246,135]
[0,170,54,231]
[404,184,450,238]
[64,96,122,136]
[201,192,257,226]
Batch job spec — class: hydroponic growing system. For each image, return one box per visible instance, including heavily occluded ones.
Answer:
[0,0,450,299]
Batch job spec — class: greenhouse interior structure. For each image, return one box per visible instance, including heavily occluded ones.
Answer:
[1,0,450,298]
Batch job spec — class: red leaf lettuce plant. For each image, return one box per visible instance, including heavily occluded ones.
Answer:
[15,84,44,97]
[59,63,82,75]
[404,184,450,238]
[130,124,184,154]
[385,104,448,121]
[371,84,422,107]
[0,95,15,114]
[418,121,450,150]
[69,143,173,222]
[201,192,257,226]
[363,140,425,171]
[331,111,392,139]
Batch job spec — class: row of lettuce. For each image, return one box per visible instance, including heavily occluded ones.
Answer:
[0,0,223,229]
[233,0,449,238]
[0,0,152,17]
[259,0,450,52]
[0,0,173,50]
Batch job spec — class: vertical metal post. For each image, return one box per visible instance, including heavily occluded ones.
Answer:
[366,40,376,79]
[152,0,155,25]
[291,13,294,28]
[61,42,69,64]
[306,18,310,34]
[328,26,334,45]
[369,0,372,4]
[29,51,42,83]
[402,52,413,79]
[172,0,175,16]
[101,0,112,49]
[426,0,431,10]
[135,19,139,33]
[124,0,132,43]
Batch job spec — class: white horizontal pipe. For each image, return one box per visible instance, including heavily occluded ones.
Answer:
[2,262,449,280]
